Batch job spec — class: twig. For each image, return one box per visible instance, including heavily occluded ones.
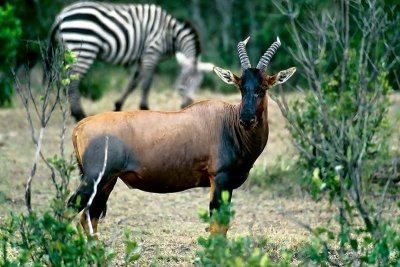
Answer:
[374,158,397,224]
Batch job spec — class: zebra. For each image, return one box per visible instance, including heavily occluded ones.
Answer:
[46,1,214,121]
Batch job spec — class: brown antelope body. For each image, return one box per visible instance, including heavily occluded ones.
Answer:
[68,37,296,236]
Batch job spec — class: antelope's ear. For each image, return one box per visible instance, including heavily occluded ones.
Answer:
[213,67,240,86]
[269,67,296,87]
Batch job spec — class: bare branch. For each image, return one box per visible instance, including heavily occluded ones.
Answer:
[374,158,397,224]
[14,42,72,213]
[339,0,349,93]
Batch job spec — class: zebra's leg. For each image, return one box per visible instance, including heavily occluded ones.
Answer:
[179,91,194,109]
[139,55,159,110]
[114,65,141,111]
[68,53,96,121]
[68,78,86,122]
[139,69,156,110]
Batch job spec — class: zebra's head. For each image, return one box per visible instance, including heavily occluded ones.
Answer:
[175,52,214,108]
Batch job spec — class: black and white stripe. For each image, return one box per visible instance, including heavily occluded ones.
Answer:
[47,1,208,121]
[53,1,200,74]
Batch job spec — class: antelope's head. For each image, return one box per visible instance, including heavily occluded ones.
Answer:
[214,37,296,129]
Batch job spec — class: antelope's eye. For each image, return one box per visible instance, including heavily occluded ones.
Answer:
[255,90,264,97]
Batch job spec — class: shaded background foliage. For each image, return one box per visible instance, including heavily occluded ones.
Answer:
[1,0,398,106]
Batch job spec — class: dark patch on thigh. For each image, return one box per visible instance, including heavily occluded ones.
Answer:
[82,135,139,183]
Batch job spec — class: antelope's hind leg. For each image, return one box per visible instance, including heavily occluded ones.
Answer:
[79,178,118,238]
[68,135,134,237]
[67,173,118,238]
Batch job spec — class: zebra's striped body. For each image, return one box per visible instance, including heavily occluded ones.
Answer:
[48,1,213,121]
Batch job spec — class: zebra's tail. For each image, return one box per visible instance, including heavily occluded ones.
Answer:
[43,21,60,85]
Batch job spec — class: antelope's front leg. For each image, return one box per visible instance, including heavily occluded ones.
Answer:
[209,173,233,236]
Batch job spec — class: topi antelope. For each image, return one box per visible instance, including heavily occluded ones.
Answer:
[68,37,296,237]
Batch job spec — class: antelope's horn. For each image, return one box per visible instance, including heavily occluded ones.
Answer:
[256,37,281,70]
[237,36,251,71]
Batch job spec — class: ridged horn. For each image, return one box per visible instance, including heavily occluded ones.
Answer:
[256,37,281,70]
[237,36,251,71]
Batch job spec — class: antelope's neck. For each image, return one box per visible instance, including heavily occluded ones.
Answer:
[228,99,269,161]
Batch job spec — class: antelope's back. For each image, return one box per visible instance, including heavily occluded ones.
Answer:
[72,103,227,171]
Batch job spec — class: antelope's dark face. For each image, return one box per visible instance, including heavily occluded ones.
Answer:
[214,37,296,129]
[239,68,265,128]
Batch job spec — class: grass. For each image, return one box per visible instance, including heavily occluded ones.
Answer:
[1,65,399,265]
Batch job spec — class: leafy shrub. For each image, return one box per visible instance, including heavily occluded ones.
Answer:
[289,54,391,201]
[0,3,22,107]
[306,214,400,266]
[0,205,113,266]
[3,45,141,266]
[0,153,114,266]
[195,192,293,266]
[0,153,140,266]
[274,0,400,265]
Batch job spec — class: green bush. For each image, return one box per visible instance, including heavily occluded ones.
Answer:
[0,3,21,107]
[0,4,21,67]
[289,53,391,200]
[0,206,113,266]
[0,153,140,266]
[305,214,400,266]
[195,192,293,266]
[274,1,400,265]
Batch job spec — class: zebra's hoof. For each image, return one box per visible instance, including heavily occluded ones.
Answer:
[114,101,122,111]
[72,111,86,122]
[181,98,193,109]
[139,103,149,110]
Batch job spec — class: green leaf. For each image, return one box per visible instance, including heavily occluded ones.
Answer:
[198,207,208,221]
[61,78,70,86]
[347,146,352,162]
[128,254,140,262]
[314,227,328,235]
[350,239,358,250]
[222,191,230,204]
[70,73,80,81]
[327,231,335,240]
